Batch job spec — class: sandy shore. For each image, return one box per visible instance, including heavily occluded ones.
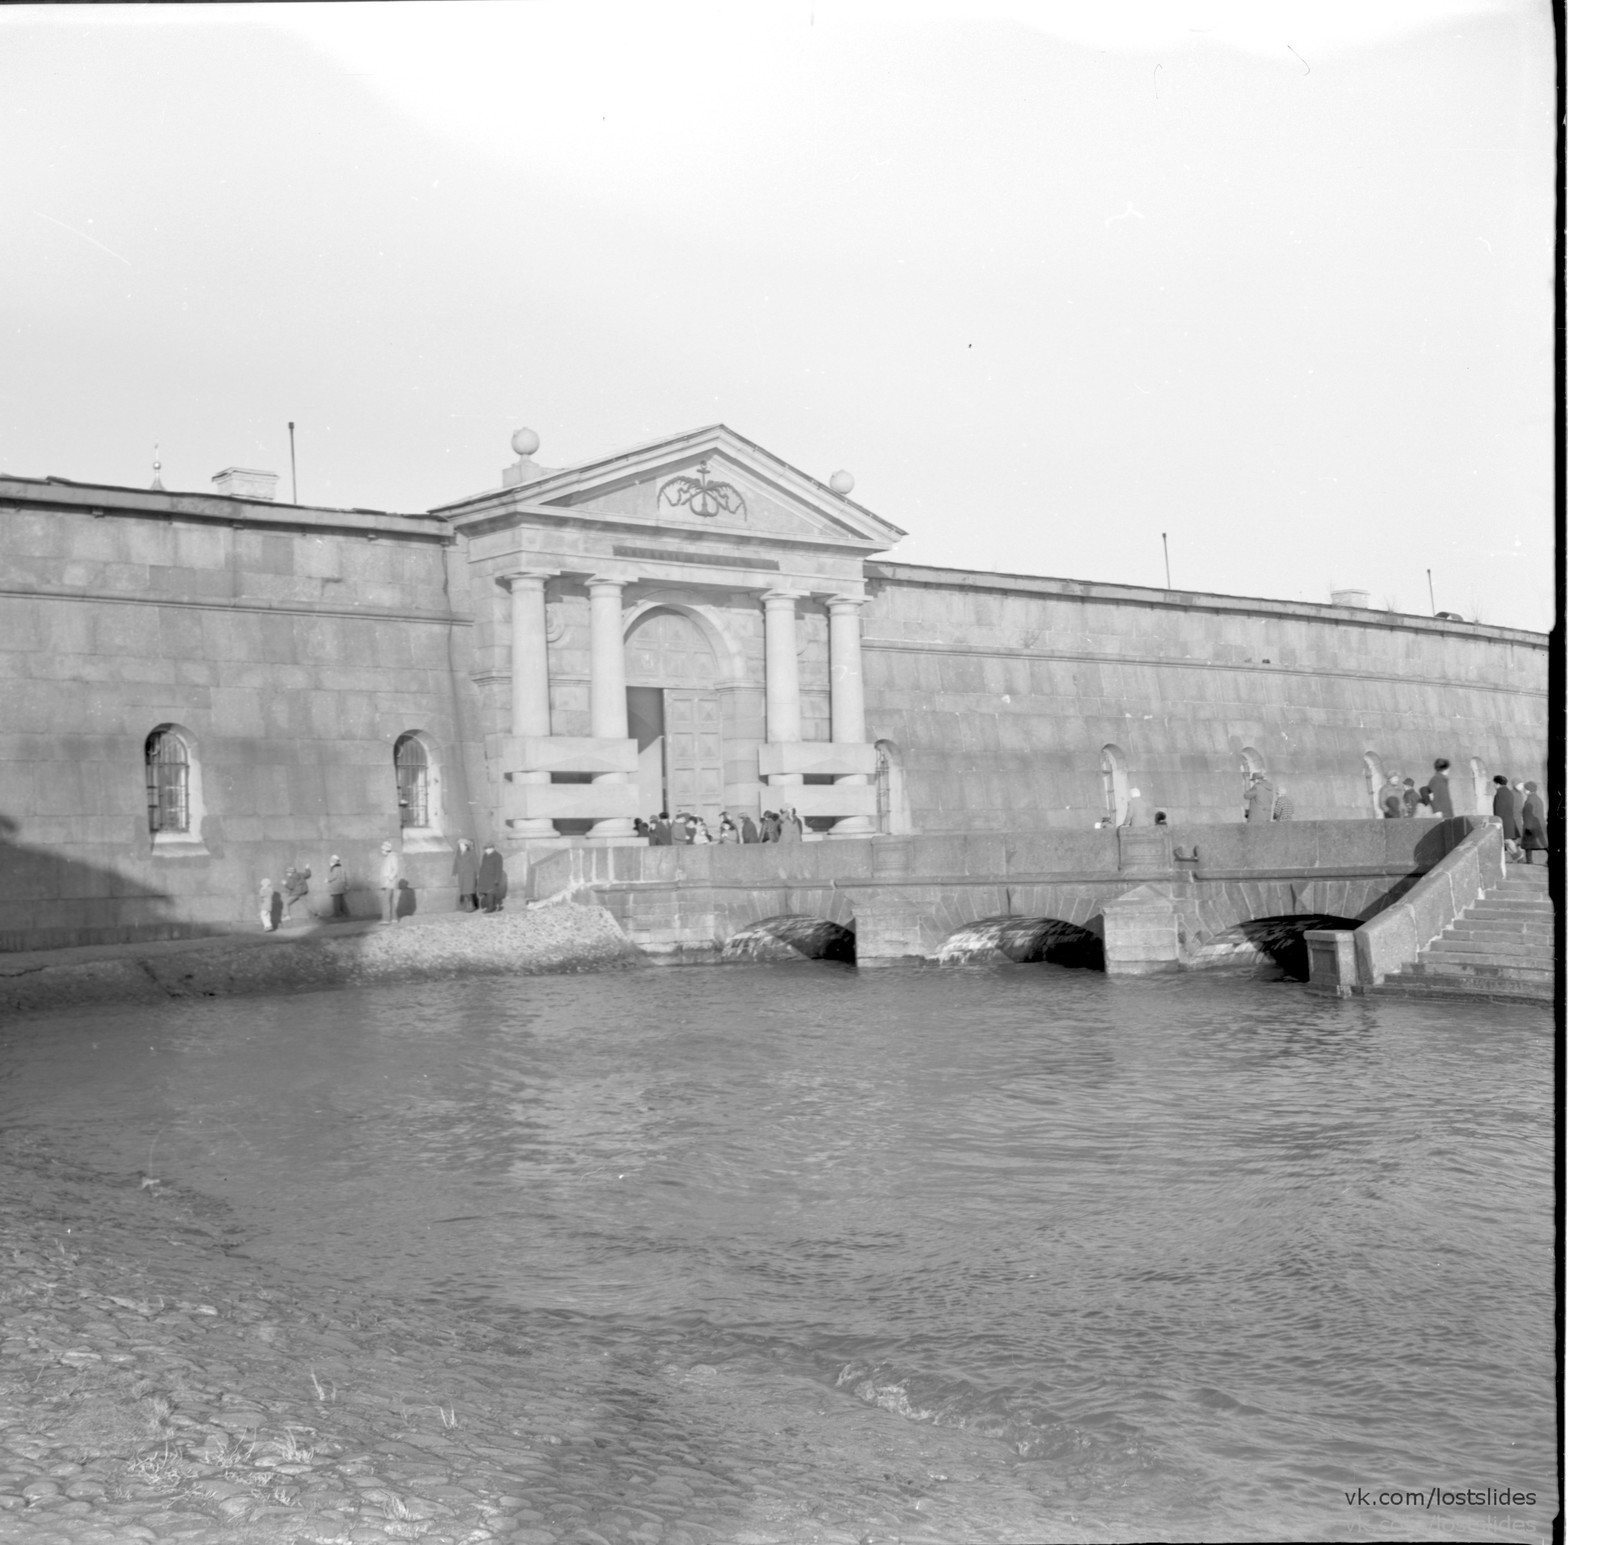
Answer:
[0,905,643,1019]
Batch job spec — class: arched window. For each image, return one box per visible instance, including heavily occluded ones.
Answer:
[1100,744,1129,826]
[395,734,432,829]
[145,727,191,834]
[1363,751,1386,817]
[875,739,911,835]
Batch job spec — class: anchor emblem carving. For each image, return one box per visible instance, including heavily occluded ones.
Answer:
[657,461,747,520]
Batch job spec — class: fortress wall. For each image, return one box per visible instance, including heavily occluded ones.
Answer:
[0,492,486,950]
[863,563,1549,832]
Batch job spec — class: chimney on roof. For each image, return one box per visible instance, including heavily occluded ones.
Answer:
[1330,587,1371,609]
[211,467,278,501]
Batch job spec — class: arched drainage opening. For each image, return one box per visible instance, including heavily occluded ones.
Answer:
[936,916,1106,971]
[724,916,857,965]
[1192,914,1362,981]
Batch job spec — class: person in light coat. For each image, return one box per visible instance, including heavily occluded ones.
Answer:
[379,840,402,923]
[453,839,479,911]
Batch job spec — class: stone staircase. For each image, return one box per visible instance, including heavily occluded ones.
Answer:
[1373,865,1554,1002]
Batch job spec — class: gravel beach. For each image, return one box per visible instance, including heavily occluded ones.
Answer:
[0,1128,1080,1545]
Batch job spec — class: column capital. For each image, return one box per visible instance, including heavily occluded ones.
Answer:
[497,566,562,592]
[824,592,867,613]
[583,572,637,594]
[761,587,807,606]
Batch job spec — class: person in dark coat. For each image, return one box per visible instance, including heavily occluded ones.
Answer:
[327,855,349,919]
[1244,773,1275,822]
[1424,759,1453,818]
[282,863,311,922]
[779,807,804,844]
[453,839,479,910]
[1520,782,1549,864]
[760,810,781,843]
[1491,775,1523,847]
[739,813,759,844]
[1402,778,1421,817]
[649,812,673,846]
[670,812,691,845]
[476,844,506,913]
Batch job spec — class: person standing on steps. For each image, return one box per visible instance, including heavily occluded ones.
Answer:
[1491,775,1523,853]
[327,855,348,919]
[740,812,760,844]
[1424,759,1454,817]
[1520,782,1549,866]
[379,840,401,924]
[453,839,479,911]
[1402,778,1422,817]
[257,876,276,932]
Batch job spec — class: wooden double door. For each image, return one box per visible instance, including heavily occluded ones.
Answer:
[628,686,723,821]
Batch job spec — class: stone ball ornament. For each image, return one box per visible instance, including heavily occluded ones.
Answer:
[511,428,541,457]
[829,470,855,496]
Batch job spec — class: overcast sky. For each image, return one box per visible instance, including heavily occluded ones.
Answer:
[1,0,1555,629]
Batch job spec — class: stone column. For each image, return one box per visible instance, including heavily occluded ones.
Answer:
[586,575,637,840]
[827,595,875,836]
[505,569,559,838]
[762,589,805,803]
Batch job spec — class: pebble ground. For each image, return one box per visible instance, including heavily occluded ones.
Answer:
[0,1131,1091,1545]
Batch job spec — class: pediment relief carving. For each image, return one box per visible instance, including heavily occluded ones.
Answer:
[507,427,905,553]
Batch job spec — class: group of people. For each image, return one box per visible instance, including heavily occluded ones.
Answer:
[451,839,507,912]
[254,839,507,931]
[1243,773,1294,823]
[1378,758,1549,863]
[636,808,808,845]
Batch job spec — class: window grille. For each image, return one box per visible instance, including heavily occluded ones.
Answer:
[146,729,190,834]
[395,735,430,828]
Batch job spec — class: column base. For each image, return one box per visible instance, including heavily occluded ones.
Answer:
[829,816,877,838]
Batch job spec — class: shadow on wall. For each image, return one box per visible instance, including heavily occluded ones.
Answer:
[1200,914,1363,981]
[937,915,1106,970]
[724,916,857,964]
[0,812,176,953]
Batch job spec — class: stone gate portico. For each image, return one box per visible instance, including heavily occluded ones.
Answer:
[439,425,905,853]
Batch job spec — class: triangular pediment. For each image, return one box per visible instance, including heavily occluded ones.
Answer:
[442,425,905,553]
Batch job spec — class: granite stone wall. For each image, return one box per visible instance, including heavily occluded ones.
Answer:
[1,482,1549,953]
[0,486,492,951]
[861,563,1549,833]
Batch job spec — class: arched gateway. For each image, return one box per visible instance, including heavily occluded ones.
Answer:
[625,608,725,822]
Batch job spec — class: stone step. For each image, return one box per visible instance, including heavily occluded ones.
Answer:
[1440,927,1548,940]
[1446,927,1555,946]
[1369,976,1554,1003]
[1462,906,1555,923]
[1417,953,1554,974]
[1498,866,1551,881]
[1404,958,1555,982]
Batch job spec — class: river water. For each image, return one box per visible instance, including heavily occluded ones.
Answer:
[0,965,1555,1542]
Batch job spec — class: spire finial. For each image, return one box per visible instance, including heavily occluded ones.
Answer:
[150,443,165,492]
